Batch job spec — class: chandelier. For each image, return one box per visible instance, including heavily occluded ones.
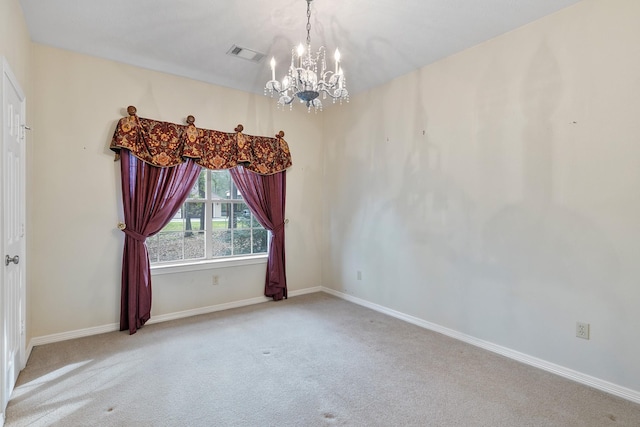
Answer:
[265,0,349,112]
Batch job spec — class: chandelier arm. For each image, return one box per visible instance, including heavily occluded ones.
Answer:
[317,88,346,99]
[318,70,338,85]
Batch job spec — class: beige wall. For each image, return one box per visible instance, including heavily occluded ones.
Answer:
[29,45,324,337]
[323,0,640,392]
[0,0,31,84]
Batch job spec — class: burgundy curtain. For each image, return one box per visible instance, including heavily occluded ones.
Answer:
[230,166,287,300]
[112,110,292,330]
[119,150,201,334]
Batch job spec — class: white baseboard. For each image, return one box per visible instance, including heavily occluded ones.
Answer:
[147,296,272,325]
[26,286,323,351]
[321,286,640,405]
[29,286,638,405]
[28,322,120,349]
[147,286,321,324]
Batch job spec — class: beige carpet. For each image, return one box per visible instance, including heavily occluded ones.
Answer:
[6,292,640,426]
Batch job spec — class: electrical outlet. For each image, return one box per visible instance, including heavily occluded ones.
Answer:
[357,271,362,281]
[576,322,590,340]
[212,275,219,286]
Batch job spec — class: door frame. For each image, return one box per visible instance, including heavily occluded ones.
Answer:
[1,55,27,423]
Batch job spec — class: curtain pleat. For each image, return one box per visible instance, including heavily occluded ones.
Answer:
[119,150,201,334]
[230,166,288,300]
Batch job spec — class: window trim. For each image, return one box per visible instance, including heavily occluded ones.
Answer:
[151,254,268,276]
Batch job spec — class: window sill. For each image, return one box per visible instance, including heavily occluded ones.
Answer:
[151,255,268,275]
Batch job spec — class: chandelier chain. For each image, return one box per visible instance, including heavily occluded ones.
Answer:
[306,0,312,47]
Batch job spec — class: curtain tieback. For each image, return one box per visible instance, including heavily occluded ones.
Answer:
[118,222,146,242]
[271,219,289,234]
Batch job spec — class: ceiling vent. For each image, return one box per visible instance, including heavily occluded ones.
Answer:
[227,45,265,63]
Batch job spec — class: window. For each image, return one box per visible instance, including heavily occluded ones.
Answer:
[148,169,268,265]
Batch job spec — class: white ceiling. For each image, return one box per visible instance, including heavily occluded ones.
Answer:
[19,0,583,97]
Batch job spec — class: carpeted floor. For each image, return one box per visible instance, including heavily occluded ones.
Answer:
[6,292,640,426]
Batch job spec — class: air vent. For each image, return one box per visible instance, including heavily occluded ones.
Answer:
[227,45,265,63]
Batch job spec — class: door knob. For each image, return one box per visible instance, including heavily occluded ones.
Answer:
[5,255,19,266]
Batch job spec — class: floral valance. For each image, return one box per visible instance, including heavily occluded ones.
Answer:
[110,106,292,175]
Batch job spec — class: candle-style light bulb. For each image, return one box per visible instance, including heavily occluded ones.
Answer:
[270,57,276,81]
[334,49,341,73]
[297,43,305,68]
[338,67,343,89]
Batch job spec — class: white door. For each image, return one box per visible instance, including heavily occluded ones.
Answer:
[1,57,26,417]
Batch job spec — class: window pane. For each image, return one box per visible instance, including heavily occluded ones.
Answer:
[184,202,205,233]
[212,202,228,232]
[253,229,268,254]
[234,203,251,229]
[153,203,191,263]
[212,230,231,257]
[211,201,223,220]
[184,231,205,259]
[251,216,265,229]
[233,229,252,255]
[230,180,242,200]
[155,228,205,263]
[216,202,234,230]
[219,202,229,223]
[162,212,185,232]
[189,170,207,199]
[211,170,231,200]
[148,235,160,262]
[157,231,185,262]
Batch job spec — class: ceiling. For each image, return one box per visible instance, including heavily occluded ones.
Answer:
[20,0,583,98]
